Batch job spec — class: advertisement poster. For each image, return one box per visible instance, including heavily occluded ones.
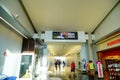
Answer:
[96,61,104,78]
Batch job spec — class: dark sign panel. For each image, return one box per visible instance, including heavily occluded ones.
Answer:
[53,32,78,40]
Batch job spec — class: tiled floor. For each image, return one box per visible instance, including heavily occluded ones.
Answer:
[35,66,108,80]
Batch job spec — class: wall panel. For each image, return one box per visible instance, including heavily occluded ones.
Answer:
[0,23,23,74]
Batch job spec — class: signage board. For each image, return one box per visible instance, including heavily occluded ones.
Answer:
[96,61,104,78]
[53,32,78,40]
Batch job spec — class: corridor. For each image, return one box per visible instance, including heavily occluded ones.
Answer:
[35,65,102,80]
[0,1,120,80]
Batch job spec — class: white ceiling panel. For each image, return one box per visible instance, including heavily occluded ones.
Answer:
[21,0,119,32]
[20,0,119,56]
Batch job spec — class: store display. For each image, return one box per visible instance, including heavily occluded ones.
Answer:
[105,59,120,80]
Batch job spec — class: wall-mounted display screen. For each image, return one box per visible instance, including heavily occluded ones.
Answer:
[53,32,78,40]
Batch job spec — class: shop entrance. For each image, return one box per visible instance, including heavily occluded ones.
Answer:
[98,47,120,80]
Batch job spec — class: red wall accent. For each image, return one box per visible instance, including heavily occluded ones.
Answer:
[100,47,120,59]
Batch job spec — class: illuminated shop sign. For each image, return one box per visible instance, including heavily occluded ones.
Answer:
[107,38,120,46]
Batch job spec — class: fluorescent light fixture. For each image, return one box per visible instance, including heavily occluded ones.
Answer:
[0,16,28,38]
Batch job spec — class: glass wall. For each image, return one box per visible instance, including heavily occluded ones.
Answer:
[19,55,32,78]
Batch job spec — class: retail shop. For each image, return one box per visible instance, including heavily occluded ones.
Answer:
[96,32,120,80]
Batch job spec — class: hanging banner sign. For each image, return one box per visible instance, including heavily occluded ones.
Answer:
[96,61,104,78]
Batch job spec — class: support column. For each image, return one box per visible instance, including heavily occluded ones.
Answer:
[87,33,94,61]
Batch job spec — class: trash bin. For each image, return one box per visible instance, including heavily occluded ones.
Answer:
[4,76,16,80]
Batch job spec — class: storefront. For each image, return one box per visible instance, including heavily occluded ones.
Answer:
[96,32,120,80]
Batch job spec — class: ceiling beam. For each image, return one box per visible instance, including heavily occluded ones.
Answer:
[19,0,37,33]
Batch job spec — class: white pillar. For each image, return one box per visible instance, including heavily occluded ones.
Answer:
[87,33,94,61]
[80,43,89,71]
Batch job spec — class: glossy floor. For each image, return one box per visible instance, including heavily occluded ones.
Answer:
[35,66,109,80]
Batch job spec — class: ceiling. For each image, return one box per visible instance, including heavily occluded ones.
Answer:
[47,42,81,57]
[20,0,119,57]
[21,0,118,33]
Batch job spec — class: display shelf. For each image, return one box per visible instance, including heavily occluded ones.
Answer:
[105,59,120,80]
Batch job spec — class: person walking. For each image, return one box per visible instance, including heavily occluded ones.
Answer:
[78,61,81,69]
[71,61,75,72]
[70,61,75,79]
[58,60,61,71]
[88,60,95,80]
[63,61,65,69]
[54,60,57,71]
[70,61,75,72]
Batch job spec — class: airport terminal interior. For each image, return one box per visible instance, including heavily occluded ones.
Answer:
[0,0,120,80]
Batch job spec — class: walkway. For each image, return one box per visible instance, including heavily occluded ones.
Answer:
[35,65,108,80]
